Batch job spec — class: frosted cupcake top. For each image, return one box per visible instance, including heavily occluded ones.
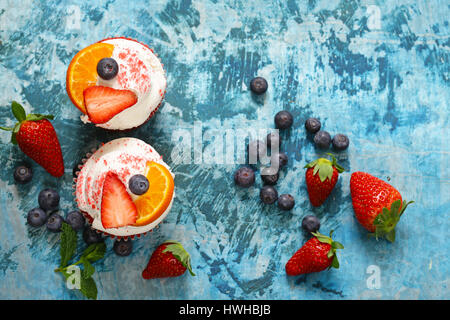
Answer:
[80,38,166,130]
[75,138,174,237]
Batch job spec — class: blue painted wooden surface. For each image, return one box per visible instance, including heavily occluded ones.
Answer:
[0,0,449,299]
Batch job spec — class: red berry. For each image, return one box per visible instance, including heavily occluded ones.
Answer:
[350,172,413,242]
[84,86,137,124]
[304,154,344,207]
[142,241,195,279]
[16,119,64,177]
[285,231,343,276]
[101,172,137,229]
[1,102,65,177]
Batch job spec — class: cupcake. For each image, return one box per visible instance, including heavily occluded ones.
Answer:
[74,138,174,239]
[66,37,166,130]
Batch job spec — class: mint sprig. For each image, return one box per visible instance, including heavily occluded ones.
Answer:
[54,223,106,300]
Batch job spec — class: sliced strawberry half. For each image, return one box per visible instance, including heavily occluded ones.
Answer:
[101,172,138,229]
[84,86,137,124]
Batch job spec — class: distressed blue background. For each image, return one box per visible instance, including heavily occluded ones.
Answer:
[0,0,449,300]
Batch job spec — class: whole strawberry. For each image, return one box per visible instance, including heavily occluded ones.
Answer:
[0,101,64,177]
[285,230,343,276]
[142,241,195,279]
[304,154,344,207]
[350,172,413,242]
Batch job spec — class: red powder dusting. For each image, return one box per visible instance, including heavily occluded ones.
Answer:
[115,47,151,93]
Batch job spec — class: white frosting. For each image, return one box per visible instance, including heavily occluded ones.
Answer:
[80,38,166,130]
[75,138,174,237]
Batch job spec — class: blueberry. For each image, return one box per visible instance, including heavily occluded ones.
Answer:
[66,211,86,231]
[278,194,295,210]
[332,134,350,151]
[247,140,267,164]
[266,132,281,149]
[260,185,278,204]
[46,213,64,233]
[113,239,133,257]
[14,165,33,184]
[38,189,60,211]
[234,167,255,188]
[261,167,279,185]
[83,226,103,245]
[302,215,321,233]
[271,152,288,169]
[305,118,321,134]
[249,77,268,95]
[97,58,119,80]
[129,174,149,195]
[313,131,331,149]
[27,208,47,227]
[274,111,293,129]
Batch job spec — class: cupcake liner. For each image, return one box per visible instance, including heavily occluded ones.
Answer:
[72,143,164,241]
[69,36,167,131]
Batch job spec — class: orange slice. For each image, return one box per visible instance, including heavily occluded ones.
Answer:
[134,161,174,226]
[66,42,114,114]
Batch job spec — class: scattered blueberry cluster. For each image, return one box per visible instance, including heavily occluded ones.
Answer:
[23,182,131,257]
[27,188,85,234]
[235,81,297,211]
[305,117,349,151]
[237,78,335,233]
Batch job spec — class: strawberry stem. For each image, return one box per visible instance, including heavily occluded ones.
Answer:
[371,200,414,242]
[304,154,345,182]
[311,230,344,269]
[162,240,196,276]
[0,101,55,145]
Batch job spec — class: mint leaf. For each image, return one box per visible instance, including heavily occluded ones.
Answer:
[81,242,106,263]
[80,275,98,300]
[82,259,95,279]
[60,223,77,268]
[11,101,26,122]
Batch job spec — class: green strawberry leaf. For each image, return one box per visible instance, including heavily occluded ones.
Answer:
[60,223,77,268]
[331,241,344,249]
[372,199,413,242]
[326,153,345,173]
[312,230,344,270]
[304,154,344,182]
[10,132,17,145]
[327,249,334,259]
[162,240,196,276]
[331,255,340,269]
[312,232,332,244]
[25,114,54,121]
[13,123,21,133]
[11,101,26,122]
[385,229,396,243]
[0,126,13,131]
